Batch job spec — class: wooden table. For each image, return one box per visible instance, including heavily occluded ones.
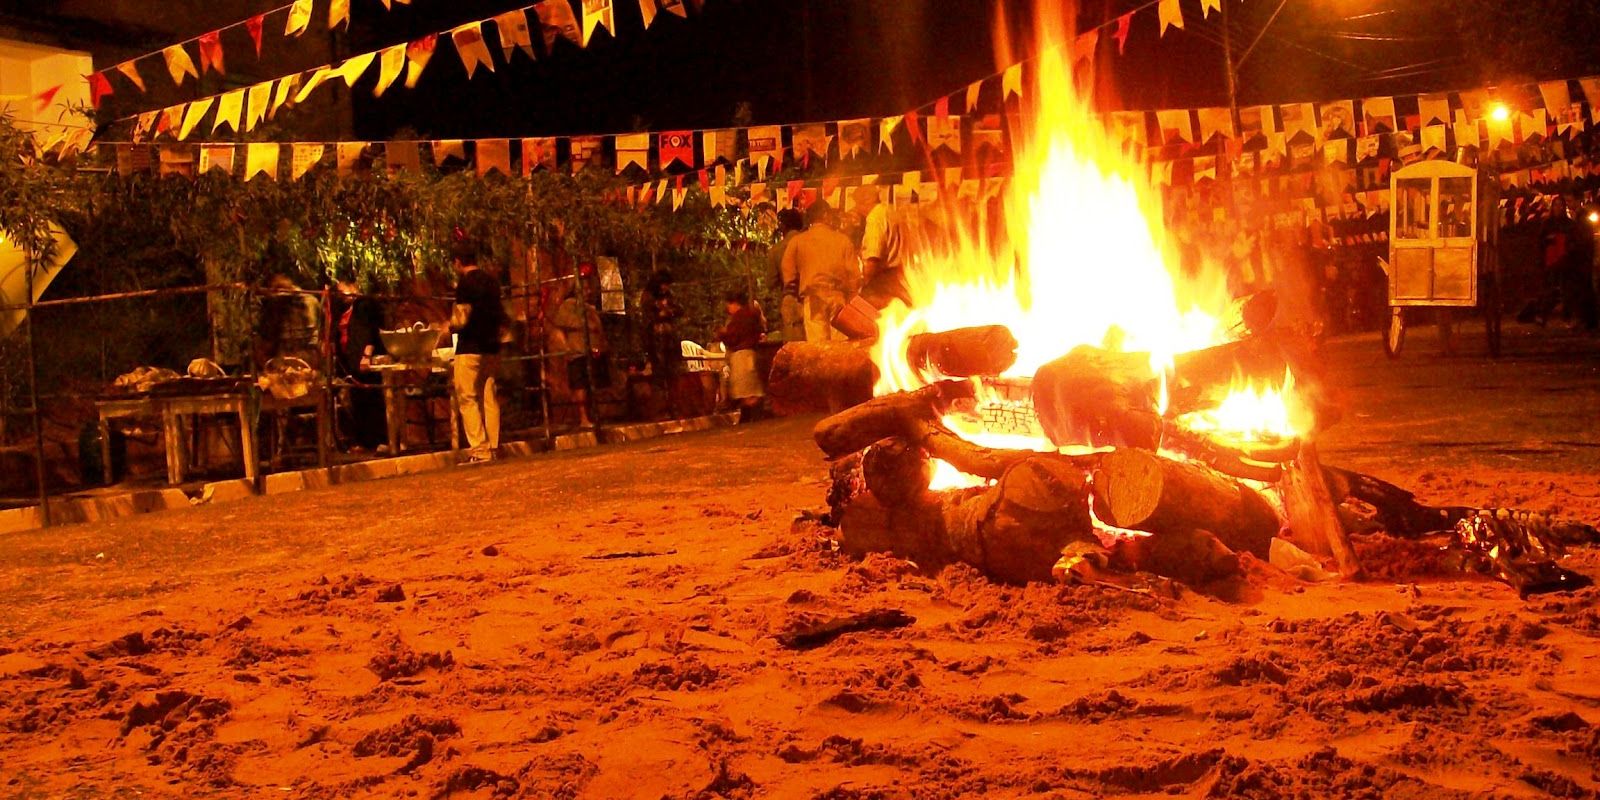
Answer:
[369,362,459,459]
[96,391,259,486]
[260,386,332,471]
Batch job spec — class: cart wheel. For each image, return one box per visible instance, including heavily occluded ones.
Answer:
[1383,307,1406,359]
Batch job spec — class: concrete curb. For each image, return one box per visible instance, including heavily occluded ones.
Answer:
[0,413,740,535]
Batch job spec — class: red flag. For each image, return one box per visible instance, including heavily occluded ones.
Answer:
[198,31,226,75]
[246,14,266,56]
[697,170,709,191]
[88,71,113,109]
[34,85,60,114]
[1114,13,1133,54]
[934,96,950,122]
[905,110,925,146]
[786,179,803,203]
[658,130,694,169]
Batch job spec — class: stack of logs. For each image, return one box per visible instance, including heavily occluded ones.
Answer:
[779,322,1361,586]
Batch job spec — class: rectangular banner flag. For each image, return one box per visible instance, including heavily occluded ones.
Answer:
[246,143,280,180]
[433,139,466,165]
[495,10,536,61]
[792,124,830,163]
[746,125,782,171]
[291,143,324,180]
[200,144,235,175]
[570,136,603,172]
[701,129,737,166]
[1418,93,1450,127]
[582,0,615,47]
[537,2,583,50]
[452,23,495,79]
[476,139,511,177]
[615,133,649,173]
[522,138,557,174]
[336,142,366,177]
[658,130,694,169]
[837,119,871,158]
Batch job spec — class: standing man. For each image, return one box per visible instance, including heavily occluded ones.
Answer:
[853,185,911,309]
[780,201,858,342]
[450,241,506,463]
[768,208,806,342]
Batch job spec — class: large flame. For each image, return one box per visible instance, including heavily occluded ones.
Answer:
[872,0,1305,489]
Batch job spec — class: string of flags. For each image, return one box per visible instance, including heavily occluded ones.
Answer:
[107,0,713,138]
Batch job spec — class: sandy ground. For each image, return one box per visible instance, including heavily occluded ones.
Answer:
[3,324,1600,800]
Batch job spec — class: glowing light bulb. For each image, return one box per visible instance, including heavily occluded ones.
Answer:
[1489,103,1511,123]
[1589,211,1600,225]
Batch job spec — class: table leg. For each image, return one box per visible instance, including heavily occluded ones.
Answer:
[99,417,113,486]
[163,409,184,485]
[316,391,332,467]
[383,375,402,455]
[238,404,259,484]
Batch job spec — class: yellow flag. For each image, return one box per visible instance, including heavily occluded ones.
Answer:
[291,143,325,180]
[336,52,376,87]
[163,45,199,86]
[200,144,235,175]
[638,0,658,29]
[212,89,244,135]
[581,0,615,47]
[178,97,214,140]
[286,0,313,36]
[295,67,334,104]
[244,82,271,132]
[374,45,406,97]
[246,143,280,180]
[1158,0,1184,35]
[1002,63,1023,99]
[1201,0,1221,18]
[451,22,495,79]
[270,75,299,118]
[329,0,350,30]
[116,62,146,92]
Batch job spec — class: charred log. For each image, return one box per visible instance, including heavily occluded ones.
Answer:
[1280,444,1363,577]
[840,456,1097,584]
[861,439,934,506]
[905,325,1019,378]
[1032,345,1162,450]
[813,381,974,459]
[1091,448,1280,558]
[1108,528,1243,587]
[768,341,877,415]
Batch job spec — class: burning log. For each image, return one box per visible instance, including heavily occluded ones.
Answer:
[1167,336,1289,418]
[1032,345,1162,450]
[840,456,1096,584]
[861,439,933,506]
[905,325,1019,378]
[1090,448,1280,558]
[767,341,877,415]
[1280,444,1363,577]
[814,381,975,459]
[1109,528,1243,587]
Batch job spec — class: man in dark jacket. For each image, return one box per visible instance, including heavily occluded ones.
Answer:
[335,276,387,453]
[450,241,507,462]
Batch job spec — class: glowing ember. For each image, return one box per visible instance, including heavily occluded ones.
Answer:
[1180,371,1311,446]
[874,0,1306,481]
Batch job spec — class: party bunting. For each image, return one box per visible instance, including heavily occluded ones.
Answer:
[879,116,901,153]
[522,138,557,173]
[1197,107,1233,142]
[452,22,495,79]
[198,31,225,76]
[336,142,365,177]
[1156,109,1192,145]
[582,0,616,47]
[374,45,406,96]
[163,45,199,86]
[329,0,350,30]
[432,139,464,164]
[838,119,871,158]
[291,143,324,179]
[616,133,650,173]
[88,72,113,109]
[178,97,214,140]
[570,136,603,171]
[115,61,146,92]
[295,67,333,103]
[132,111,158,142]
[246,142,280,180]
[659,0,688,19]
[476,138,512,177]
[1158,0,1183,36]
[337,52,376,87]
[1201,0,1222,18]
[638,0,659,29]
[1071,30,1098,68]
[386,141,421,174]
[269,75,298,118]
[245,82,271,131]
[659,130,693,169]
[792,124,829,164]
[200,144,235,175]
[1002,63,1023,100]
[927,114,961,154]
[33,84,61,114]
[1539,81,1572,118]
[700,129,735,166]
[405,35,437,89]
[286,0,313,36]
[494,10,536,61]
[213,89,244,135]
[246,14,266,56]
[747,125,781,171]
[1113,12,1133,54]
[158,105,183,136]
[536,1,582,50]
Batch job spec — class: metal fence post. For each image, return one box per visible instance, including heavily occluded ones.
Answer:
[24,260,49,527]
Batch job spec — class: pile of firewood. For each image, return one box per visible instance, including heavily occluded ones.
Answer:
[775,321,1599,596]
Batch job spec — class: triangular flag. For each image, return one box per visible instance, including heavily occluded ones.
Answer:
[880,116,901,153]
[286,0,313,36]
[162,45,199,86]
[246,14,265,56]
[336,142,365,177]
[295,67,333,103]
[336,52,376,87]
[291,143,324,180]
[87,71,113,109]
[655,179,669,204]
[371,45,406,97]
[494,10,536,61]
[1002,63,1022,99]
[269,74,299,118]
[638,0,659,28]
[536,2,583,50]
[33,84,61,115]
[158,105,182,137]
[405,35,437,89]
[433,139,465,165]
[212,89,244,134]
[476,139,511,177]
[966,81,982,113]
[660,0,688,18]
[244,81,271,131]
[616,133,650,174]
[199,144,235,175]
[329,0,350,30]
[1201,0,1221,18]
[179,97,214,140]
[115,61,146,92]
[246,142,280,180]
[1114,12,1133,54]
[197,31,225,76]
[451,22,495,79]
[1158,0,1184,35]
[672,186,687,212]
[1539,81,1572,119]
[1072,30,1098,68]
[132,111,158,142]
[581,0,615,47]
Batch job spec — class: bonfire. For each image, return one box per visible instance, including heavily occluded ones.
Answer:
[769,0,1597,596]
